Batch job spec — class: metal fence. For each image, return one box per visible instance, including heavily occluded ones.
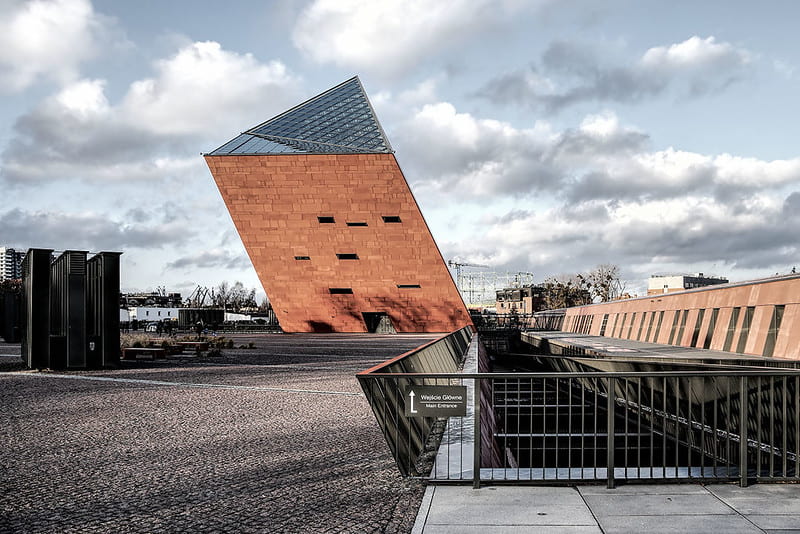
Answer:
[356,327,473,477]
[471,311,565,331]
[361,367,799,487]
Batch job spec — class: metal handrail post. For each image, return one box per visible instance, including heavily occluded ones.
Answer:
[474,377,482,489]
[740,376,748,487]
[607,376,616,489]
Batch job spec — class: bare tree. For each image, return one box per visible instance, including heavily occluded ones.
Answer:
[228,281,247,310]
[542,274,592,310]
[213,281,230,313]
[583,264,626,302]
[213,281,259,312]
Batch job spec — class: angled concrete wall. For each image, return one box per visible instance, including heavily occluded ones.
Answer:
[561,274,800,360]
[206,153,471,333]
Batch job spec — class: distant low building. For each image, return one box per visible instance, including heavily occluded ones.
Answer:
[128,307,181,321]
[495,285,545,314]
[647,273,728,295]
[0,247,25,281]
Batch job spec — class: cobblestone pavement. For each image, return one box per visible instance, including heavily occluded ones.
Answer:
[0,334,437,533]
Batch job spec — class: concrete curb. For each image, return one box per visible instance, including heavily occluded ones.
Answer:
[411,485,435,534]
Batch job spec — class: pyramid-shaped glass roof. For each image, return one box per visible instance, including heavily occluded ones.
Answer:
[208,77,392,155]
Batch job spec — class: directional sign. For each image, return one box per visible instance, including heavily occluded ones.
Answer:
[404,385,467,417]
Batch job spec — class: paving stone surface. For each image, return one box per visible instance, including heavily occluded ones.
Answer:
[1,334,436,533]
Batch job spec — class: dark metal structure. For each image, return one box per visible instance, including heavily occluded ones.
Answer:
[87,252,122,367]
[357,327,473,477]
[49,251,88,369]
[358,330,800,487]
[21,248,121,370]
[0,290,21,342]
[21,249,53,369]
[178,308,224,329]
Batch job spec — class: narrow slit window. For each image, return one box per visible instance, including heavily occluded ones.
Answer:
[346,222,368,227]
[336,253,359,260]
[382,216,402,223]
[703,308,719,349]
[736,306,755,353]
[294,256,311,260]
[653,310,665,342]
[318,216,335,223]
[675,309,689,345]
[723,307,741,352]
[396,284,421,289]
[763,305,785,357]
[615,313,627,337]
[636,312,647,340]
[328,288,353,294]
[627,312,636,339]
[667,311,681,345]
[690,309,705,347]
[645,312,656,342]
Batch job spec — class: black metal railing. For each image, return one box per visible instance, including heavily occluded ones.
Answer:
[360,366,799,487]
[471,310,565,331]
[357,327,473,477]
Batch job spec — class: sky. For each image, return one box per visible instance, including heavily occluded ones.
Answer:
[1,0,799,300]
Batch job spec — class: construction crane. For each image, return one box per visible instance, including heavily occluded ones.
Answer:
[448,261,538,306]
[447,260,488,286]
[448,260,490,305]
[186,285,211,307]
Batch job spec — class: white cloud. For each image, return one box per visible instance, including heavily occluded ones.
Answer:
[442,190,796,284]
[394,101,560,196]
[393,100,800,217]
[0,207,192,250]
[713,154,800,187]
[478,35,753,112]
[0,0,111,91]
[640,36,750,71]
[121,41,297,136]
[578,112,623,137]
[1,41,299,184]
[292,0,531,76]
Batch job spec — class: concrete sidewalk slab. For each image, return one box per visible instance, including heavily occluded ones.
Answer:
[578,484,710,495]
[707,484,800,515]
[595,514,762,533]
[706,484,800,531]
[578,491,735,516]
[413,485,601,533]
[415,483,800,533]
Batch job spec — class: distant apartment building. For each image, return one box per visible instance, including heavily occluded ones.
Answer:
[0,247,25,281]
[495,285,545,314]
[647,273,728,295]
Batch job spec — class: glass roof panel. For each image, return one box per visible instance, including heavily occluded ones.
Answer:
[206,77,393,156]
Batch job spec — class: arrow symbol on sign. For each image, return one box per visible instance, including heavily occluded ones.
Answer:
[409,390,417,414]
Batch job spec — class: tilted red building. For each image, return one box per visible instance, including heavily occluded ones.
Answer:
[205,77,471,333]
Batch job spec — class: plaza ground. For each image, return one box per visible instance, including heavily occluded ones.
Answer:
[4,333,800,533]
[1,333,435,533]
